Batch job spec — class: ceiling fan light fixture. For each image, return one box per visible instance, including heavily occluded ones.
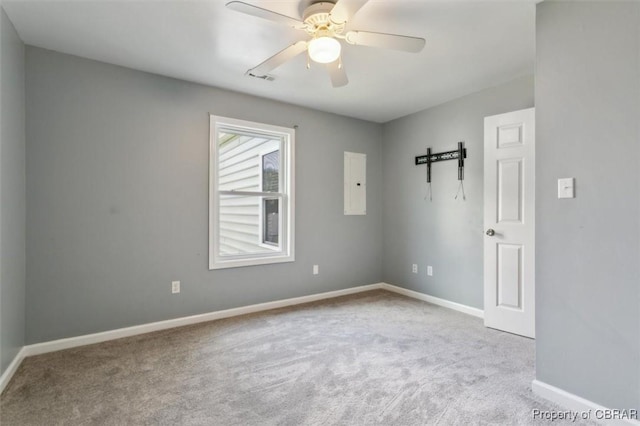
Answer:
[308,36,341,64]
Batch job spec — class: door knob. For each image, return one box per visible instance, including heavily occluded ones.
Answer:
[486,229,495,236]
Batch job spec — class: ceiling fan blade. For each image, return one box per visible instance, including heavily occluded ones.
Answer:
[248,41,309,76]
[329,0,369,24]
[345,31,425,53]
[326,60,348,88]
[226,1,303,27]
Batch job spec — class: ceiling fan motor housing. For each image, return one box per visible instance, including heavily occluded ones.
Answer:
[303,2,345,36]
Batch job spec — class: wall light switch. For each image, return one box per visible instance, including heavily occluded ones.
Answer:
[171,281,180,294]
[427,266,433,276]
[313,265,319,275]
[558,178,575,199]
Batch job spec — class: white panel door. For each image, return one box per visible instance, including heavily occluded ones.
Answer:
[484,108,535,338]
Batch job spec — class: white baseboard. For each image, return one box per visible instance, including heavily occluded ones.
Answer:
[381,282,484,318]
[0,347,27,394]
[532,380,640,426]
[2,282,484,394]
[3,284,378,393]
[23,283,384,357]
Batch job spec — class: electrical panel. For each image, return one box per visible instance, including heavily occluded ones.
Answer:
[344,152,366,215]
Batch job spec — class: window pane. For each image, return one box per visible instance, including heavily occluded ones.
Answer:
[219,194,281,257]
[218,132,280,192]
[263,199,279,245]
[262,150,279,193]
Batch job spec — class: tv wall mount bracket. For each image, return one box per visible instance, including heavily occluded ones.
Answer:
[415,141,467,201]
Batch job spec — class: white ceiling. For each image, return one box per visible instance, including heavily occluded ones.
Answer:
[3,0,536,123]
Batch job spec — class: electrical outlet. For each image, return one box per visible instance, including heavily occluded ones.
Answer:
[171,281,180,294]
[412,264,418,274]
[313,265,319,275]
[427,266,433,276]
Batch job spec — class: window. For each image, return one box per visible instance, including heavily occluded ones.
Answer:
[209,115,295,269]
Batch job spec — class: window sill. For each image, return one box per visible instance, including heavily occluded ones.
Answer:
[209,254,295,270]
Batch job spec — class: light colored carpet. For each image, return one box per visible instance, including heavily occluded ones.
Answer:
[1,290,590,425]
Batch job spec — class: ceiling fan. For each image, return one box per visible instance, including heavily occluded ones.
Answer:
[226,0,426,87]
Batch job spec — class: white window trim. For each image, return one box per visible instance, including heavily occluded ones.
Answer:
[209,115,295,270]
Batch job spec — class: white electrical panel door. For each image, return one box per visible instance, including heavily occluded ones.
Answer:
[344,152,366,215]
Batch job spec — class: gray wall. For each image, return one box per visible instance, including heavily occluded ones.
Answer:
[381,76,534,309]
[536,2,640,410]
[25,47,383,344]
[0,7,26,374]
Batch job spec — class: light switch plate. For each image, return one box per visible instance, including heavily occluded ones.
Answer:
[558,178,575,199]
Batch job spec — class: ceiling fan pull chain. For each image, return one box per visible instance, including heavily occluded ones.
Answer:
[338,56,343,69]
[306,51,311,69]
